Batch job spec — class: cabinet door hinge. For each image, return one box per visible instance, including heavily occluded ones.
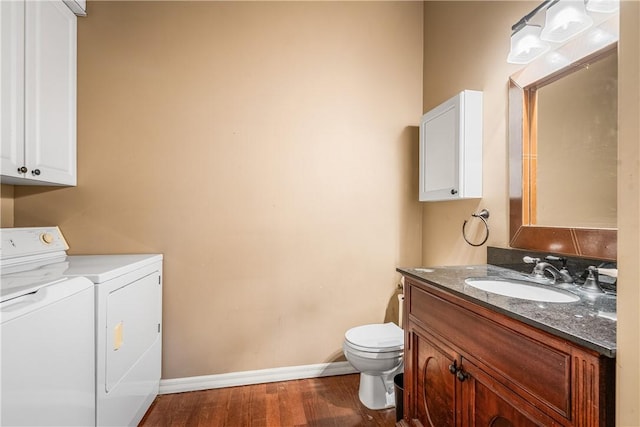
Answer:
[157,323,161,333]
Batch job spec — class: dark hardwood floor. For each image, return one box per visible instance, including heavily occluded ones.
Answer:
[139,373,397,427]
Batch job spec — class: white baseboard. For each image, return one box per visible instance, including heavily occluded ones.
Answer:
[159,361,358,395]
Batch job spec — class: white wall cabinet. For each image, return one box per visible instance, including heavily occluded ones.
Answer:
[419,90,482,201]
[1,0,77,186]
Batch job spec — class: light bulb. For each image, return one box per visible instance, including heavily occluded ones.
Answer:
[540,0,594,43]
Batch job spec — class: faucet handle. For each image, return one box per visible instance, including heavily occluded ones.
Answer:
[545,255,573,281]
[582,266,605,293]
[545,255,567,268]
[597,268,618,278]
[523,256,540,264]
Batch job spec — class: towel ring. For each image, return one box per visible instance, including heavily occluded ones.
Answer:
[462,209,490,247]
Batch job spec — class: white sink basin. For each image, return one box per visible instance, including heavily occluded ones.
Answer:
[465,279,580,303]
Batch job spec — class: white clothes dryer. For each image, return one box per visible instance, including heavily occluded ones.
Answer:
[63,253,163,427]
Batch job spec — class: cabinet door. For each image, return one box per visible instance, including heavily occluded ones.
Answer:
[461,359,559,427]
[419,98,460,201]
[25,0,76,185]
[1,0,25,179]
[410,328,459,427]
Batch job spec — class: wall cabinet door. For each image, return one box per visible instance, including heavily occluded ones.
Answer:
[1,0,77,186]
[0,0,25,179]
[419,90,482,201]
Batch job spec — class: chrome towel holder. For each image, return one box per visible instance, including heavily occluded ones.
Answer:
[462,209,490,247]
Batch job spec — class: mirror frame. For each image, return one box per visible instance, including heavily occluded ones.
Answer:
[509,45,617,261]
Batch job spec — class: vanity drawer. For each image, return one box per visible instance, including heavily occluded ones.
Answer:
[408,282,571,419]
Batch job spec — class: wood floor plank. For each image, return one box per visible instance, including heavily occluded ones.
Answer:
[248,383,267,426]
[197,386,229,426]
[265,382,281,424]
[279,378,308,426]
[224,384,250,426]
[139,374,396,427]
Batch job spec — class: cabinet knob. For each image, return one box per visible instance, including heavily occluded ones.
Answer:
[18,166,28,174]
[448,361,458,375]
[456,370,469,382]
[450,189,458,195]
[31,169,41,176]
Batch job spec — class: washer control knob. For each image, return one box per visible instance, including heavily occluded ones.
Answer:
[40,232,55,244]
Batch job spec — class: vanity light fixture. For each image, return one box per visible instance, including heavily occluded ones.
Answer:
[508,0,617,65]
[539,0,593,43]
[586,0,619,14]
[507,25,550,64]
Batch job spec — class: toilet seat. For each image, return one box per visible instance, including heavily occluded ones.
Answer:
[344,323,404,353]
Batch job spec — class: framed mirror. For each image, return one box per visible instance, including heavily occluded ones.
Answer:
[509,44,618,261]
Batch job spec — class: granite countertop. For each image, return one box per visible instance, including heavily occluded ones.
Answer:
[397,264,616,358]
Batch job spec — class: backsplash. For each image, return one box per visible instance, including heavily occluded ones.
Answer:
[487,246,617,292]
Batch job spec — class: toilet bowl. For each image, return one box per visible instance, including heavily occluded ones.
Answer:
[343,322,404,410]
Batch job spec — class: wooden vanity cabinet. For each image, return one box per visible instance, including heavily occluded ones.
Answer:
[399,276,614,427]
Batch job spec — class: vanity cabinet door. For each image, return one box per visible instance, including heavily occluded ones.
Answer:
[460,358,563,427]
[409,326,459,427]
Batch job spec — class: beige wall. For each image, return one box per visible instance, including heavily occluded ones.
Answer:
[617,1,640,425]
[1,185,14,227]
[12,1,423,379]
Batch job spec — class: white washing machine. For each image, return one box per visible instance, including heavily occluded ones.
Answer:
[0,228,95,426]
[2,227,163,427]
[63,252,163,427]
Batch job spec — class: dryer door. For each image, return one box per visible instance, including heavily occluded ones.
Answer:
[105,272,161,392]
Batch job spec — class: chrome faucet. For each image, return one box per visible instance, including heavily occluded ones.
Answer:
[523,256,574,283]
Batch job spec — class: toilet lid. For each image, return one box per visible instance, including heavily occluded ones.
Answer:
[345,323,404,351]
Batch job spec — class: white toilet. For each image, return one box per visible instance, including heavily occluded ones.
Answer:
[343,322,404,410]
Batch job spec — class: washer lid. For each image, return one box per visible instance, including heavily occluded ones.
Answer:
[1,261,70,303]
[345,323,404,350]
[0,276,67,303]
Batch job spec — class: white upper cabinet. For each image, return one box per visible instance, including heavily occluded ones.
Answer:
[419,90,483,201]
[1,0,77,186]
